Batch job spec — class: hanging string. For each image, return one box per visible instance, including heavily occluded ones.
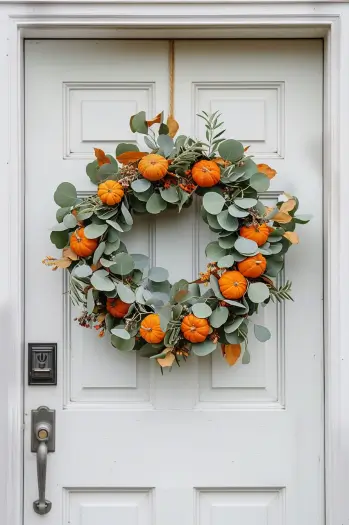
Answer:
[169,40,175,118]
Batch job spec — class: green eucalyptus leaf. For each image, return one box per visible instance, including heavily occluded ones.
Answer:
[131,254,149,270]
[116,282,135,303]
[209,306,229,328]
[131,178,151,192]
[87,288,95,314]
[121,202,133,226]
[146,193,167,214]
[149,267,169,283]
[217,254,235,268]
[104,240,120,255]
[254,324,271,342]
[73,264,92,278]
[106,219,124,232]
[157,134,174,156]
[192,340,217,356]
[139,343,161,358]
[111,328,131,340]
[250,172,270,192]
[242,347,250,364]
[52,222,69,232]
[203,192,226,215]
[234,198,257,209]
[205,241,227,261]
[91,269,115,291]
[111,335,135,351]
[228,204,249,218]
[54,182,77,207]
[234,236,258,255]
[56,207,71,223]
[96,163,119,183]
[218,234,236,249]
[93,241,106,265]
[130,111,148,134]
[84,223,108,239]
[160,186,179,203]
[192,303,212,318]
[210,275,224,300]
[224,316,244,333]
[218,139,244,162]
[86,160,99,185]
[247,282,270,303]
[110,253,135,276]
[63,213,77,229]
[50,230,69,249]
[217,210,239,232]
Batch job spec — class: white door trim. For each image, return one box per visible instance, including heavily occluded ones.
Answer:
[1,3,348,525]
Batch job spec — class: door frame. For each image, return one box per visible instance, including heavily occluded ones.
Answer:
[2,2,349,524]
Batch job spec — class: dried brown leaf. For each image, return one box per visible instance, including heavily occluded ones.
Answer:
[283,231,299,244]
[167,116,179,138]
[222,344,241,366]
[94,148,111,167]
[116,151,148,164]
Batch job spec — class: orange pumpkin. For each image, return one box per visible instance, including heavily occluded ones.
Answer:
[70,228,98,257]
[218,271,247,300]
[138,154,169,181]
[237,254,267,278]
[97,180,124,206]
[106,298,131,318]
[140,314,165,344]
[239,223,269,246]
[181,314,210,343]
[191,160,220,187]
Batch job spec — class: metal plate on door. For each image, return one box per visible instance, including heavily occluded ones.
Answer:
[28,343,57,385]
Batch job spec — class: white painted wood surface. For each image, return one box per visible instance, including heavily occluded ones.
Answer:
[23,39,323,525]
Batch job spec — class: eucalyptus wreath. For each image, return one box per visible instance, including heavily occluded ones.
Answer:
[43,111,309,368]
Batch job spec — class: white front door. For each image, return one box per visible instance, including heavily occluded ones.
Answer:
[24,39,324,524]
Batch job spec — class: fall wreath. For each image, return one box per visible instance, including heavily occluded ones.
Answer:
[44,111,309,368]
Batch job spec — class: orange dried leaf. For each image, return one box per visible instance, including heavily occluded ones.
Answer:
[63,247,79,261]
[116,151,148,164]
[244,145,250,152]
[94,148,111,167]
[257,163,277,180]
[214,157,231,168]
[280,199,296,213]
[157,352,175,368]
[272,211,293,224]
[283,231,299,244]
[54,258,73,269]
[147,112,163,127]
[222,344,241,366]
[167,116,179,138]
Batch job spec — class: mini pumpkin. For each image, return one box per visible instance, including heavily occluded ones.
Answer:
[181,314,210,343]
[239,223,269,246]
[70,228,98,257]
[218,271,247,300]
[97,180,124,206]
[106,298,131,318]
[138,154,169,181]
[191,160,221,187]
[140,313,165,344]
[237,254,267,278]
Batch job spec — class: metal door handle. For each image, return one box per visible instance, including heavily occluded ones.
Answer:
[34,438,51,514]
[31,406,55,515]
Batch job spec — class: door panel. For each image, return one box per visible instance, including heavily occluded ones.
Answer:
[24,39,324,525]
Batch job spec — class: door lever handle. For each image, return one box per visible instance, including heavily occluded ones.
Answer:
[31,406,55,515]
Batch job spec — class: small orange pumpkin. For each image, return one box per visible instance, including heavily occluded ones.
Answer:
[218,271,247,300]
[237,254,267,278]
[138,154,169,181]
[140,314,165,344]
[70,228,98,257]
[97,180,124,206]
[106,298,131,318]
[191,160,221,187]
[239,223,269,246]
[181,314,210,343]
